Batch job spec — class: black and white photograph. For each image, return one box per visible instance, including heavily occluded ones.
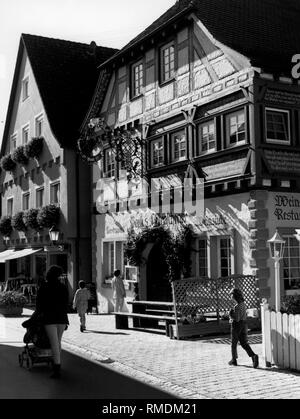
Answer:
[1,0,300,406]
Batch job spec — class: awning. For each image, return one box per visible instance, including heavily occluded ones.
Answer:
[4,248,43,261]
[0,249,16,263]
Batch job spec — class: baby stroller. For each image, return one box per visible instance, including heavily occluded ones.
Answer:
[19,311,53,370]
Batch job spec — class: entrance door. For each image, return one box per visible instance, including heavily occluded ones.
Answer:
[146,244,172,302]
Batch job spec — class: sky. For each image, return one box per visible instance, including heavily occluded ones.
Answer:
[0,0,176,144]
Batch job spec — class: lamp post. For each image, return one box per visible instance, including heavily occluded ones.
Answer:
[268,230,285,312]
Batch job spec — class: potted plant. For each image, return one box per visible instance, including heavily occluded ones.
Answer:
[12,211,27,232]
[24,137,44,159]
[37,204,60,229]
[23,208,41,231]
[0,291,27,316]
[0,216,13,237]
[11,145,29,165]
[0,154,16,172]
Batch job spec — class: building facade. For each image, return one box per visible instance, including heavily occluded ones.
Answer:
[81,0,300,312]
[0,34,117,299]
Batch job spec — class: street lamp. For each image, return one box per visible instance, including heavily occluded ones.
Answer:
[49,226,60,245]
[268,230,285,312]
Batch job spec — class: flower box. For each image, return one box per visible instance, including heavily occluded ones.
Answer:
[0,306,23,317]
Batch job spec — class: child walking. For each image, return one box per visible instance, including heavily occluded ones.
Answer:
[73,281,90,332]
[228,288,259,368]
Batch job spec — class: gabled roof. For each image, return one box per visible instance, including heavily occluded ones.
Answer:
[101,0,300,74]
[1,34,118,153]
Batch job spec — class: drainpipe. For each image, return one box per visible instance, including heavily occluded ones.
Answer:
[75,153,80,290]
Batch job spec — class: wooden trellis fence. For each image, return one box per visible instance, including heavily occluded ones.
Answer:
[170,275,260,339]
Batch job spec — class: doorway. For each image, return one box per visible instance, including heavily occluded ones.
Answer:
[146,244,172,302]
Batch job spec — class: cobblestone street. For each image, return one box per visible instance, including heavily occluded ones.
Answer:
[2,309,300,399]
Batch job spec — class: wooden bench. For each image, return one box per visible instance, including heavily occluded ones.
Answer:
[146,309,175,315]
[112,312,176,336]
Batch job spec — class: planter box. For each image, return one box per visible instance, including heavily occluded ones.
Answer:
[170,317,261,340]
[0,306,23,317]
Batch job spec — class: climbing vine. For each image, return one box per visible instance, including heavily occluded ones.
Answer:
[124,223,194,282]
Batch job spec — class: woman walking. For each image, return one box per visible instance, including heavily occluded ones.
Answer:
[36,265,69,379]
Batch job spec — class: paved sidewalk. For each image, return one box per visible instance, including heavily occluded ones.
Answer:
[2,310,300,399]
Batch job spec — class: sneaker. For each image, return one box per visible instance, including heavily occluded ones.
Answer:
[228,359,238,366]
[80,326,84,333]
[252,354,259,369]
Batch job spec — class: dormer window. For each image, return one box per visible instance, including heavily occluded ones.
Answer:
[160,42,175,83]
[22,77,29,101]
[131,60,144,98]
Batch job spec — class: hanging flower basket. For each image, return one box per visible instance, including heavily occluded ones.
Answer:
[11,145,29,165]
[23,208,41,231]
[37,204,60,229]
[0,216,13,237]
[12,211,27,232]
[24,137,44,159]
[0,154,17,172]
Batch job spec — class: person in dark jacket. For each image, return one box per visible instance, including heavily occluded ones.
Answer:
[36,265,69,378]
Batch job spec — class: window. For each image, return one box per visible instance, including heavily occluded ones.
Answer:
[283,236,300,290]
[22,124,30,144]
[10,133,17,152]
[160,42,175,83]
[103,241,125,279]
[198,120,216,154]
[266,108,290,144]
[226,109,246,146]
[36,187,44,208]
[151,138,164,167]
[219,237,232,277]
[7,198,13,216]
[35,114,43,137]
[22,77,29,101]
[198,239,208,277]
[131,61,143,98]
[104,149,115,178]
[22,192,30,211]
[171,130,186,163]
[50,182,60,205]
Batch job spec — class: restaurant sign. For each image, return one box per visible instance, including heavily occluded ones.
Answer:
[274,194,300,221]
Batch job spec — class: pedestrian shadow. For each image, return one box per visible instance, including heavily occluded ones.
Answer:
[0,342,176,399]
[84,330,129,336]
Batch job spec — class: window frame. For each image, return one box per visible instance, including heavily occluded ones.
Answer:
[22,123,30,145]
[7,197,13,217]
[150,137,164,168]
[196,119,216,155]
[160,41,176,84]
[217,236,233,278]
[36,186,44,208]
[50,180,61,205]
[283,235,300,291]
[10,132,18,152]
[102,240,126,279]
[265,107,291,145]
[131,59,144,99]
[22,191,30,211]
[170,129,187,163]
[103,148,116,178]
[225,108,247,148]
[22,76,29,101]
[35,113,44,137]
